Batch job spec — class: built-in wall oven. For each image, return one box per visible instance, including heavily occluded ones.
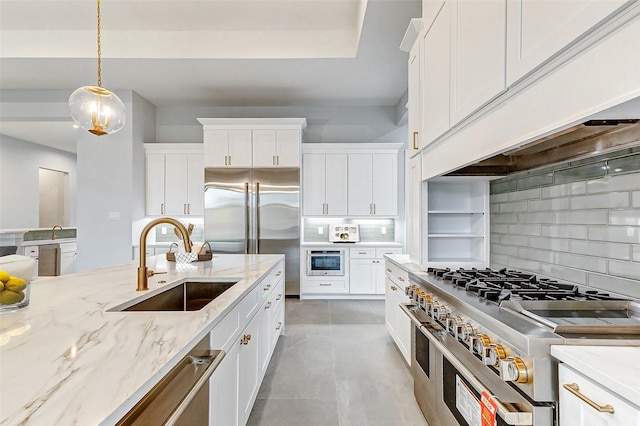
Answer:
[306,249,345,276]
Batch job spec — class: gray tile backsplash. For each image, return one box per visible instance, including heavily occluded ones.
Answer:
[303,218,395,243]
[491,169,640,298]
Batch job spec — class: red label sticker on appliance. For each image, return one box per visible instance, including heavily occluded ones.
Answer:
[480,391,498,426]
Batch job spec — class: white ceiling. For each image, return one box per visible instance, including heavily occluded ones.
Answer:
[0,0,421,152]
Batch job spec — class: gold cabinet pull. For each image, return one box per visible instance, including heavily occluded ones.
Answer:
[276,295,282,301]
[264,284,271,291]
[265,301,272,309]
[387,268,392,272]
[398,277,405,282]
[276,322,282,331]
[562,383,615,414]
[412,131,419,150]
[390,285,397,291]
[240,334,252,345]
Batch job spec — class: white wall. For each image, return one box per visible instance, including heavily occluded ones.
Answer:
[156,105,408,145]
[0,134,77,229]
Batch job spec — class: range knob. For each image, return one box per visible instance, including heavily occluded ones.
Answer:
[500,357,529,383]
[446,316,463,335]
[418,292,433,310]
[471,334,491,356]
[484,343,507,367]
[435,304,451,322]
[406,285,418,298]
[428,301,441,318]
[458,323,476,343]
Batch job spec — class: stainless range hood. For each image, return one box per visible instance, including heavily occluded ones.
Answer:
[447,119,640,176]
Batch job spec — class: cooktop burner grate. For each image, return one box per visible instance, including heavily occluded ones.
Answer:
[427,267,626,303]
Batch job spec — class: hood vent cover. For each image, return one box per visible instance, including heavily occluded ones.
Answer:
[447,119,640,176]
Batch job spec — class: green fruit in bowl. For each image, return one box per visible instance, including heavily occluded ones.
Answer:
[0,289,25,305]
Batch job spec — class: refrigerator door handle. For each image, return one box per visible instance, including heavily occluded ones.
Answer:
[245,182,250,254]
[255,181,260,254]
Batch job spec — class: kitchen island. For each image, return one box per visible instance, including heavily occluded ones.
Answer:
[0,254,285,425]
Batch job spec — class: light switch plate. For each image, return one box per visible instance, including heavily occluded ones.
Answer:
[381,227,387,235]
[318,226,323,235]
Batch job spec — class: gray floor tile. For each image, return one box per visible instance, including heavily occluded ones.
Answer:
[285,299,330,324]
[329,300,385,324]
[247,398,340,426]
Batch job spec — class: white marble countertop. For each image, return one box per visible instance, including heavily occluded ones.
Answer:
[301,242,403,248]
[551,345,640,406]
[0,254,283,426]
[21,238,77,246]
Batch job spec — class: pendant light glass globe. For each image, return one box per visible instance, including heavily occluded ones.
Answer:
[69,85,126,136]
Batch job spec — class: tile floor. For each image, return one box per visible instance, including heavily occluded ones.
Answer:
[247,299,429,426]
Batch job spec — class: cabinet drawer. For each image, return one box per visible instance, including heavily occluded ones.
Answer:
[558,363,639,426]
[376,247,402,258]
[385,261,409,289]
[350,248,375,258]
[211,309,240,351]
[303,278,348,294]
[237,285,261,324]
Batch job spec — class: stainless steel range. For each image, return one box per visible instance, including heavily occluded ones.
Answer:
[402,267,640,426]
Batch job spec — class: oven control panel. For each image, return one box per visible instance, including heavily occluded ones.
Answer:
[406,284,531,384]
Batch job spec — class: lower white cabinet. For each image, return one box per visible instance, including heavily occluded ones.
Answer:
[384,260,411,365]
[349,248,402,295]
[209,260,285,426]
[558,363,640,426]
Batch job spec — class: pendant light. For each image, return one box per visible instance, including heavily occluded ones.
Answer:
[69,0,125,136]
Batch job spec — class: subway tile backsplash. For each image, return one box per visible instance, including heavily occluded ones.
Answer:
[491,169,640,298]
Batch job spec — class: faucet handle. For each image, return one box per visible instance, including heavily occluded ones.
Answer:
[147,269,167,278]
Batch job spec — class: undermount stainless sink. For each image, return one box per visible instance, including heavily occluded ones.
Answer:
[109,281,239,312]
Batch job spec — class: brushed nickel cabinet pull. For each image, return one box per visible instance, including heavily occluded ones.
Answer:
[563,383,615,414]
[161,203,164,214]
[273,155,276,165]
[277,156,280,165]
[224,155,227,166]
[276,322,282,331]
[276,295,282,301]
[184,204,187,214]
[319,283,332,286]
[228,156,231,165]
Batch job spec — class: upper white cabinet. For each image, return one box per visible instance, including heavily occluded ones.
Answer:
[145,144,204,216]
[203,129,252,167]
[407,154,422,263]
[408,42,422,153]
[421,1,450,146]
[506,0,632,86]
[252,129,301,167]
[302,144,401,217]
[302,153,348,216]
[425,179,489,267]
[347,154,398,216]
[199,118,307,168]
[450,0,506,125]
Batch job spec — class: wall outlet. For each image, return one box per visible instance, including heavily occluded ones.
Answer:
[108,212,120,221]
[381,227,387,235]
[318,226,324,235]
[161,227,167,234]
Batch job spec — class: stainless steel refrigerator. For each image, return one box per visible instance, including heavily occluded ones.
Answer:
[204,168,300,296]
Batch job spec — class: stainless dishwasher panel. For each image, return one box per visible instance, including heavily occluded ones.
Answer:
[116,347,225,426]
[38,244,60,276]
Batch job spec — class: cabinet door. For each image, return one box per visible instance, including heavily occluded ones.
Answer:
[349,259,376,294]
[302,154,327,215]
[187,154,204,215]
[60,251,76,275]
[347,154,373,216]
[228,130,252,167]
[210,341,239,426]
[450,0,506,125]
[164,154,189,215]
[258,303,272,376]
[506,0,630,86]
[408,155,422,262]
[146,153,165,215]
[396,293,412,365]
[238,317,260,426]
[422,2,451,146]
[373,260,386,294]
[204,130,229,167]
[408,41,422,152]
[275,129,300,167]
[371,154,397,216]
[385,276,398,338]
[324,154,348,216]
[252,130,277,167]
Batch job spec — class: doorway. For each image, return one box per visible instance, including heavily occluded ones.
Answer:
[39,168,69,227]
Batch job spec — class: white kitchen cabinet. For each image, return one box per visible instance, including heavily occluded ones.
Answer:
[238,315,259,426]
[407,154,422,264]
[408,41,422,153]
[145,144,204,216]
[23,246,39,277]
[421,1,450,146]
[347,154,397,216]
[426,179,489,268]
[558,363,640,426]
[59,242,77,275]
[506,0,632,86]
[252,129,300,167]
[449,0,506,125]
[349,247,402,295]
[203,129,252,168]
[384,260,411,365]
[210,342,239,426]
[302,153,348,216]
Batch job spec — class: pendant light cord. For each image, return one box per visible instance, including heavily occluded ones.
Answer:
[96,0,102,88]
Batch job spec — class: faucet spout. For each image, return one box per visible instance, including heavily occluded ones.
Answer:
[137,217,192,291]
[51,225,63,240]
